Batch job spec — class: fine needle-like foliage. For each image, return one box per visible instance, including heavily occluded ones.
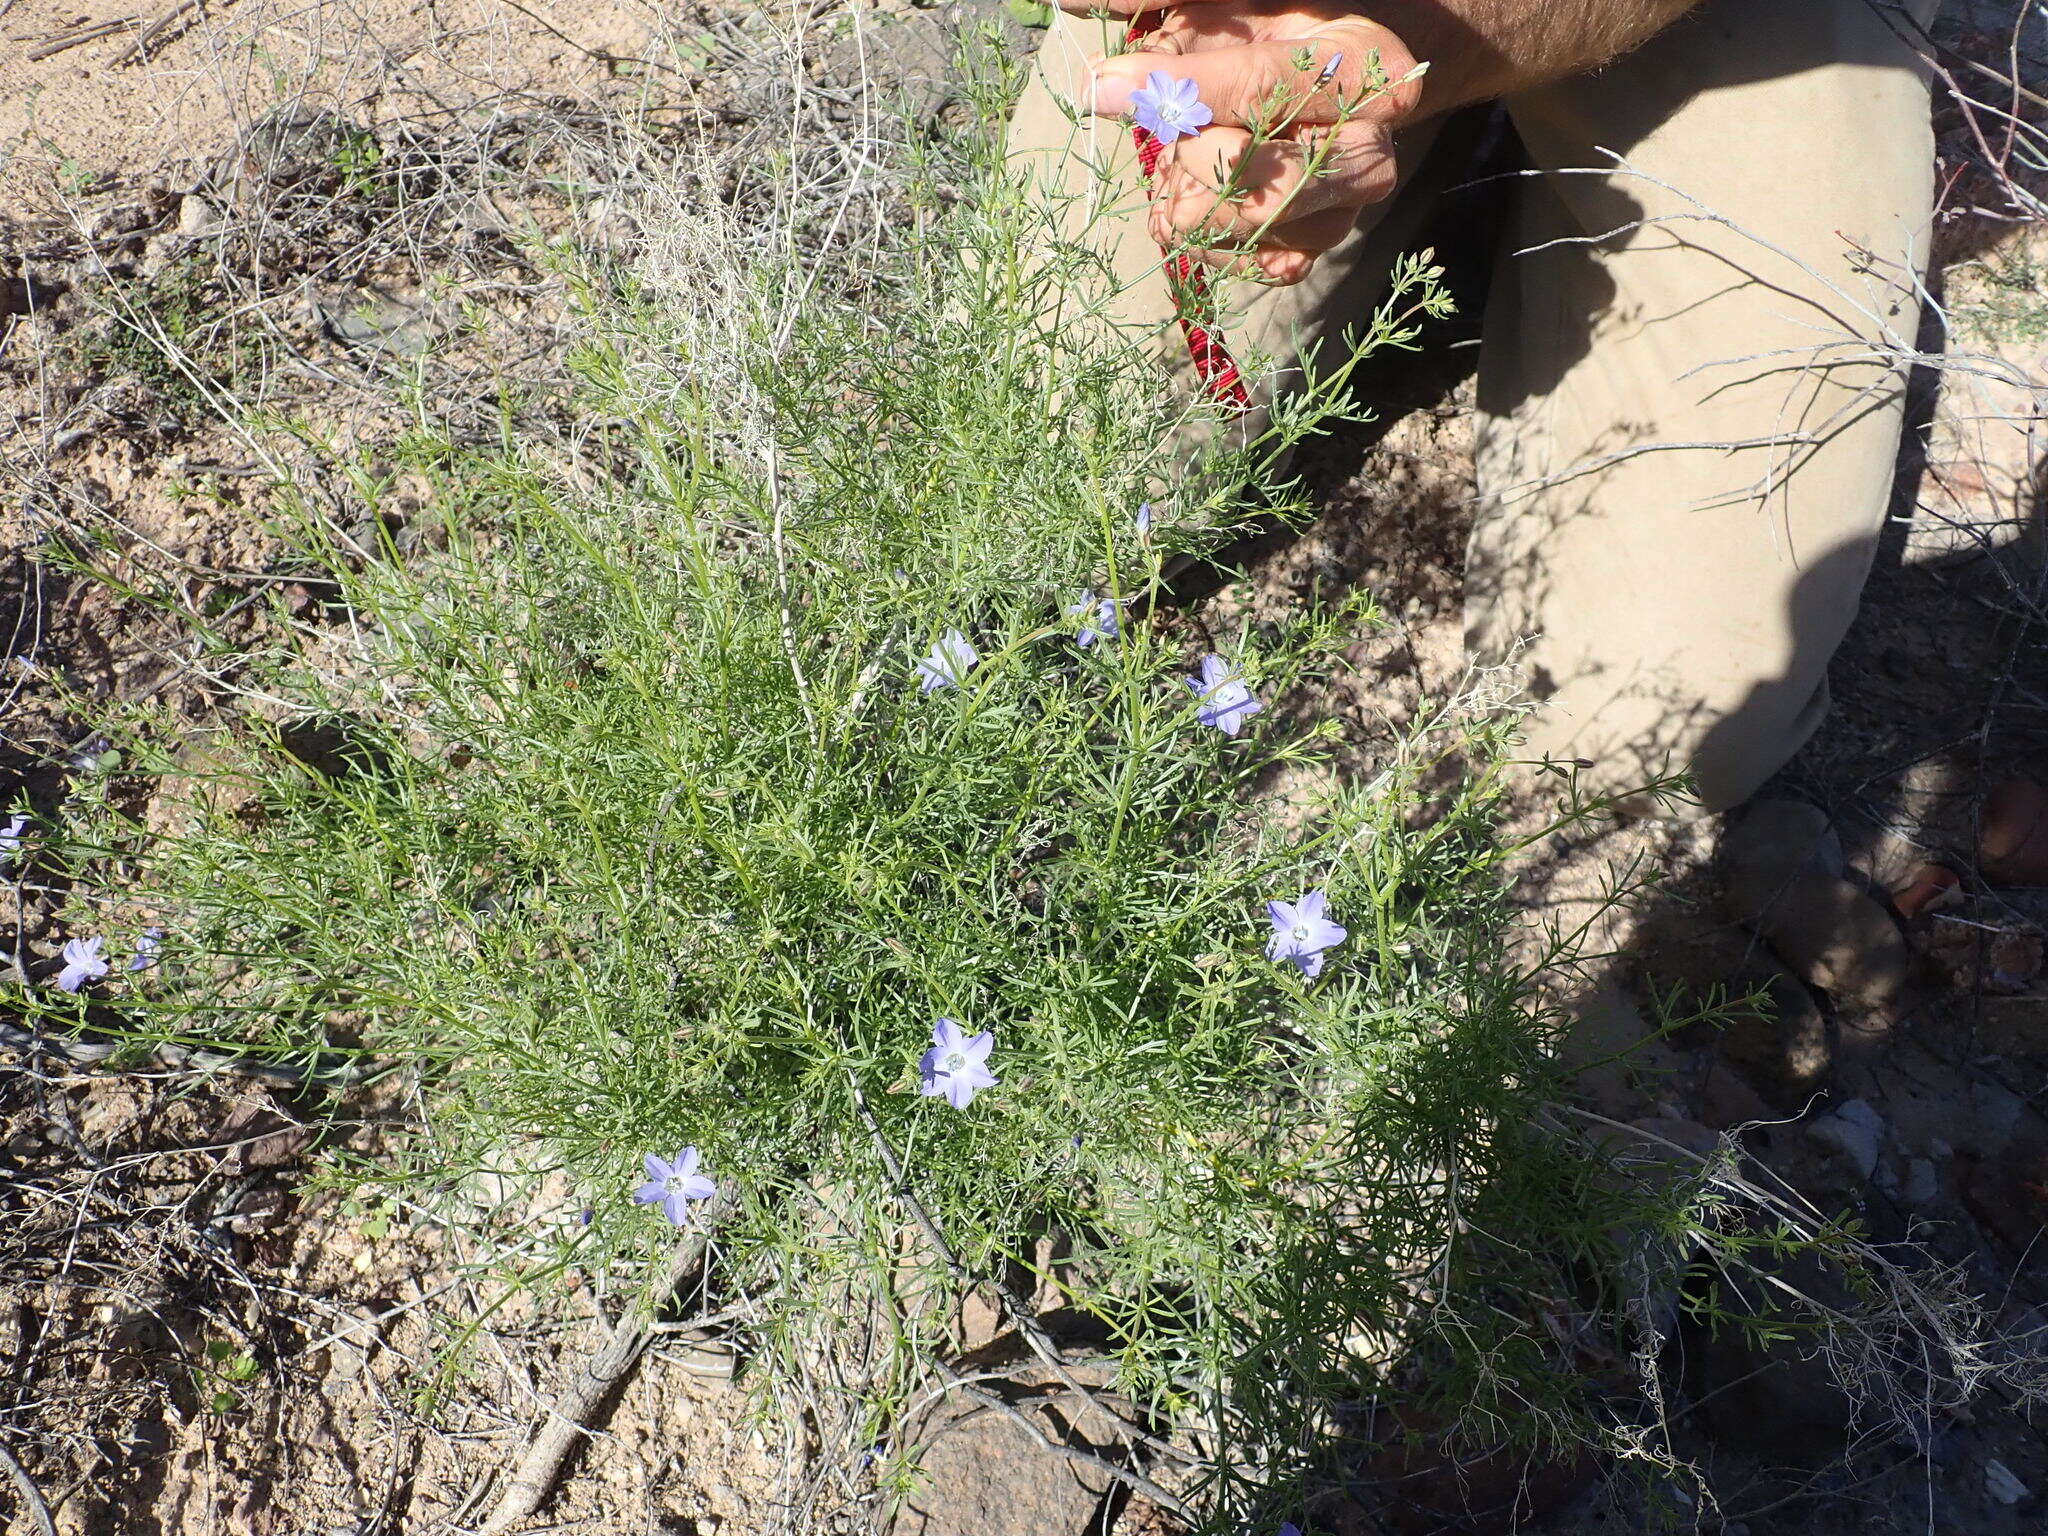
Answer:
[13,38,1996,1532]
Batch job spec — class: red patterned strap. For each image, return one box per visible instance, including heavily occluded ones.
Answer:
[1124,19,1253,415]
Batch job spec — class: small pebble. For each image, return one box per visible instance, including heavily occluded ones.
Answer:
[1806,1099,1885,1180]
[1984,1458,2031,1506]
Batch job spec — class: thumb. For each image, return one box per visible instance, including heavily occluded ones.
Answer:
[1089,27,1423,131]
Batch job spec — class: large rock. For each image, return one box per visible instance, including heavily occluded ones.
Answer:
[1960,1145,2048,1258]
[1696,1058,1776,1131]
[1719,800,1843,919]
[1977,994,2048,1058]
[1714,969,1831,1111]
[1364,1413,1600,1536]
[1981,777,2048,887]
[1719,803,1915,1050]
[890,1365,1129,1536]
[1724,871,1918,1073]
[1695,1255,1859,1461]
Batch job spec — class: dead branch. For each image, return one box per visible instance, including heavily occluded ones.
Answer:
[116,0,204,67]
[0,1017,370,1089]
[479,1208,726,1533]
[0,1441,60,1536]
[24,18,139,62]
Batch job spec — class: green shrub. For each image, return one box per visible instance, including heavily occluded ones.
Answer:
[15,50,1954,1530]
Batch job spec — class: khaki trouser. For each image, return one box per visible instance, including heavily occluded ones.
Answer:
[1011,0,1938,813]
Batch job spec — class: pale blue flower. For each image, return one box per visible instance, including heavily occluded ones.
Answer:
[1188,654,1262,736]
[632,1147,717,1226]
[1265,890,1347,979]
[0,813,25,869]
[55,936,109,993]
[1130,72,1212,144]
[1065,590,1122,649]
[919,1017,998,1110]
[915,630,980,693]
[1135,501,1153,537]
[1278,1524,1304,1536]
[129,927,163,973]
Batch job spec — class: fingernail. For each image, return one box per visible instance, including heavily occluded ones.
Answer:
[1089,63,1138,117]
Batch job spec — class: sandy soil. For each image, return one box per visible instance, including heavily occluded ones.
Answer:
[1,0,664,209]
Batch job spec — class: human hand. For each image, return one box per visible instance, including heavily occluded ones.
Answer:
[1063,3,1425,285]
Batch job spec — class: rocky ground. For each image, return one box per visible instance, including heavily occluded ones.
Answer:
[4,2,2048,1534]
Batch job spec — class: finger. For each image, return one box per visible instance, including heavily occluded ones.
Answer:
[1148,120,1399,247]
[1256,204,1360,257]
[1055,0,1229,14]
[1203,247,1315,286]
[1090,24,1423,133]
[1053,0,1198,13]
[1189,206,1358,285]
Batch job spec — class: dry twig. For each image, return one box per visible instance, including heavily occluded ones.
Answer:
[479,1207,726,1533]
[24,17,139,62]
[0,1443,58,1536]
[116,0,205,66]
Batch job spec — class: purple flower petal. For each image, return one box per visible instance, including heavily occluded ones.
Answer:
[915,631,979,693]
[55,935,109,993]
[1066,591,1123,649]
[0,813,25,866]
[127,927,163,973]
[920,1018,997,1109]
[635,1146,716,1224]
[1129,70,1213,145]
[1188,654,1262,736]
[1265,890,1346,979]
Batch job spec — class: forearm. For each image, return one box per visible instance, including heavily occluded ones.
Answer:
[1355,0,1704,113]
